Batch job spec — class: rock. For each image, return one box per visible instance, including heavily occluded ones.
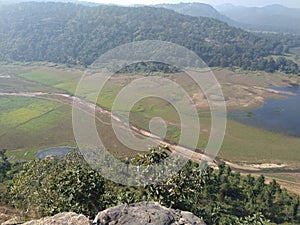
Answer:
[21,212,90,225]
[93,202,205,225]
[2,202,204,225]
[0,206,22,225]
[1,217,21,225]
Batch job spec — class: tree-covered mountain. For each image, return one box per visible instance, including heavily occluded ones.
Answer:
[0,2,299,73]
[159,2,300,34]
[216,4,300,33]
[155,2,238,26]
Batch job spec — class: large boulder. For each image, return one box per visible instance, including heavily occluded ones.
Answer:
[2,202,205,225]
[93,201,205,225]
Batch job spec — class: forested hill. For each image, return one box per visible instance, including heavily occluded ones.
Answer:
[0,2,299,73]
[155,2,238,27]
[216,4,300,34]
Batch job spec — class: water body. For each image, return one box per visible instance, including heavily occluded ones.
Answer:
[36,146,76,159]
[229,85,300,137]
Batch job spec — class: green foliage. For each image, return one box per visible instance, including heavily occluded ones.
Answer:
[116,62,181,74]
[7,151,105,217]
[244,56,300,74]
[0,2,299,74]
[3,146,300,224]
[0,149,11,182]
[237,212,271,224]
[103,147,300,225]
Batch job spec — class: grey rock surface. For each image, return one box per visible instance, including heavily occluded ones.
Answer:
[21,212,90,225]
[93,201,205,225]
[1,217,21,225]
[2,202,205,225]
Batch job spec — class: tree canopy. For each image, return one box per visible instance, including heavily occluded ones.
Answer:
[0,2,299,74]
[3,148,299,224]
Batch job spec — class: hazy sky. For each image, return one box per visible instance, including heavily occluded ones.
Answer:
[87,0,300,8]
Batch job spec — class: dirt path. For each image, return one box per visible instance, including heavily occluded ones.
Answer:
[1,91,300,176]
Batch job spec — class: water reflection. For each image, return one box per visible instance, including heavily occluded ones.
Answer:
[229,84,300,137]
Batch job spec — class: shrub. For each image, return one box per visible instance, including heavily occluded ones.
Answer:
[7,151,104,217]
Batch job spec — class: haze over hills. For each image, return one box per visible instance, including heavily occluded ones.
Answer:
[154,2,300,33]
[155,2,237,25]
[0,0,100,6]
[0,0,77,4]
[216,3,300,33]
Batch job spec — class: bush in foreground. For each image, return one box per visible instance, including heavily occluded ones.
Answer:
[4,147,300,224]
[7,151,104,217]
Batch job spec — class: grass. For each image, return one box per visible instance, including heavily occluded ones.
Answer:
[219,119,300,166]
[0,74,56,93]
[265,173,298,183]
[129,98,182,143]
[0,96,76,154]
[1,64,300,168]
[0,98,60,128]
[2,63,300,196]
[6,148,40,161]
[20,67,82,94]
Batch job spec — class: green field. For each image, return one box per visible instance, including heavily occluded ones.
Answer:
[1,64,300,168]
[20,67,83,94]
[0,96,76,158]
[220,119,300,166]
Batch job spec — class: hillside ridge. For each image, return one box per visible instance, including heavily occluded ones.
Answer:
[0,2,299,73]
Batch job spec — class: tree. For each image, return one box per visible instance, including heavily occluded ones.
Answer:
[0,2,299,74]
[0,149,11,182]
[4,146,300,224]
[7,151,105,217]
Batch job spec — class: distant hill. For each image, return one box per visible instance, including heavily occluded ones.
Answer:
[0,2,299,73]
[216,4,300,33]
[0,0,78,4]
[155,2,237,25]
[0,0,99,6]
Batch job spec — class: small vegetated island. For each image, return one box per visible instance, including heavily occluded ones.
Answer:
[0,1,299,224]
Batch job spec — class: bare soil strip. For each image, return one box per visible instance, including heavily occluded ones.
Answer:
[1,91,299,193]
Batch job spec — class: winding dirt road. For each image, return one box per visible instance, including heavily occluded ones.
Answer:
[1,91,299,193]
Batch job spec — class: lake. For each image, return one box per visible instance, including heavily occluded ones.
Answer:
[229,85,300,137]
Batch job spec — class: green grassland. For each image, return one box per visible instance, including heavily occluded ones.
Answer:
[0,96,76,156]
[0,63,80,93]
[1,64,300,168]
[20,67,83,94]
[221,119,300,166]
[0,97,60,128]
[0,73,56,93]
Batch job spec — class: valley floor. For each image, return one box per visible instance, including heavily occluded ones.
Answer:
[0,63,299,194]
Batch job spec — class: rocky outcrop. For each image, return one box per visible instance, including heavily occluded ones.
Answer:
[2,202,205,225]
[5,212,91,225]
[93,201,205,225]
[1,217,21,225]
[22,212,90,225]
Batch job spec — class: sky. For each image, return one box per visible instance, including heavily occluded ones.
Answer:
[86,0,300,8]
